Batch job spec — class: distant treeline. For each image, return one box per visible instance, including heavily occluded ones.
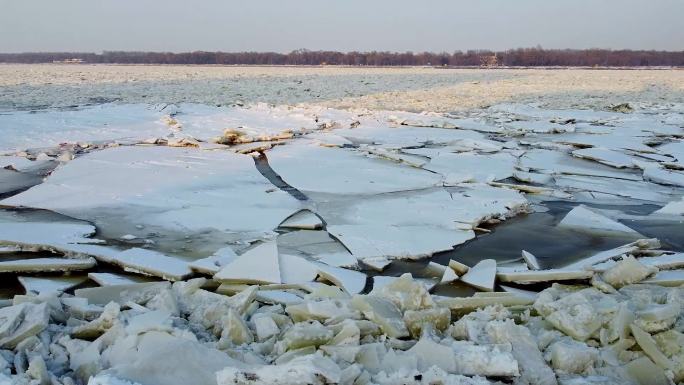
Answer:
[2,48,684,67]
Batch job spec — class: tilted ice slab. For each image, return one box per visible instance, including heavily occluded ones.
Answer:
[18,276,87,294]
[519,149,643,181]
[406,149,517,183]
[278,210,323,230]
[267,142,443,194]
[2,146,300,237]
[0,217,192,281]
[654,197,684,216]
[0,257,96,273]
[88,272,156,286]
[643,165,684,187]
[0,221,97,249]
[571,148,638,169]
[63,244,193,281]
[332,120,486,149]
[321,187,527,232]
[320,187,526,260]
[658,140,684,167]
[554,175,677,203]
[558,205,641,236]
[328,224,472,261]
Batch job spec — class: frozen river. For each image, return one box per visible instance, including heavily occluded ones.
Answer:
[0,66,683,385]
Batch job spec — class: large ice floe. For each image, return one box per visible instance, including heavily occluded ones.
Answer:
[0,100,683,384]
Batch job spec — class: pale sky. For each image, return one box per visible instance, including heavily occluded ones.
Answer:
[1,0,682,53]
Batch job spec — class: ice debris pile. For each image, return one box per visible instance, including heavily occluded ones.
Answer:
[0,265,683,385]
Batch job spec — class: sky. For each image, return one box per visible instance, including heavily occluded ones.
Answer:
[1,0,682,53]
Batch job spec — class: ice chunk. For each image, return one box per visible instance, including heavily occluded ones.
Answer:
[370,273,434,311]
[435,294,534,312]
[411,149,517,183]
[214,241,281,284]
[460,259,496,292]
[0,257,96,273]
[87,272,155,286]
[572,148,637,169]
[448,340,519,377]
[487,319,558,385]
[252,313,280,342]
[408,335,457,373]
[534,288,615,341]
[279,254,319,284]
[630,324,673,370]
[267,143,442,194]
[448,259,470,275]
[638,253,684,270]
[0,221,96,248]
[256,290,304,306]
[282,321,333,350]
[314,263,366,294]
[601,256,657,288]
[88,374,143,385]
[499,285,539,299]
[440,266,460,284]
[75,282,171,305]
[563,239,659,270]
[328,224,471,261]
[278,210,323,230]
[362,257,392,271]
[520,149,642,181]
[65,244,192,281]
[317,251,357,268]
[104,330,246,385]
[350,295,409,338]
[71,302,120,339]
[559,205,640,236]
[641,269,684,286]
[403,308,451,338]
[18,276,87,294]
[0,303,49,349]
[624,356,670,385]
[286,299,356,323]
[643,165,684,187]
[654,197,684,216]
[521,250,541,270]
[188,247,238,275]
[547,339,598,374]
[216,353,341,385]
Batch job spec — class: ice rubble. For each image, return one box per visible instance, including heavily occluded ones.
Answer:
[0,265,681,385]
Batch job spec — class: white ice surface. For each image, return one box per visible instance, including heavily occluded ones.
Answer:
[267,142,442,194]
[0,104,170,152]
[2,146,301,237]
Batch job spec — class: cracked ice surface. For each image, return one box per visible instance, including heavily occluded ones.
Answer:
[2,145,301,243]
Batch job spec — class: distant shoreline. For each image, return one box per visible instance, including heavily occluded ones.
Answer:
[1,63,683,70]
[2,48,684,67]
